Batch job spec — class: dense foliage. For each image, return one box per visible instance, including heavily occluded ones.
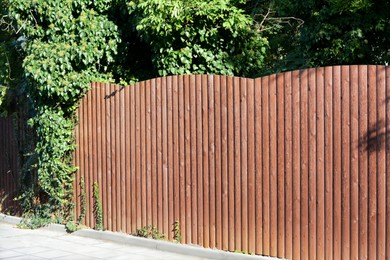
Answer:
[0,0,388,226]
[256,0,390,73]
[134,0,268,76]
[2,0,119,225]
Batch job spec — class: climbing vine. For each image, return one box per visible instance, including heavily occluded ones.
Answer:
[3,0,119,226]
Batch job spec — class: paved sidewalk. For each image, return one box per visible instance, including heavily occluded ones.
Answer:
[0,222,207,260]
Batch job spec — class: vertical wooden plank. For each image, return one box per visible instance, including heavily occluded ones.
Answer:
[358,65,368,260]
[115,85,122,231]
[227,76,235,251]
[196,75,204,246]
[88,89,96,226]
[292,70,301,260]
[172,76,180,225]
[254,78,263,254]
[324,66,333,260]
[141,81,147,228]
[376,65,386,260]
[202,74,210,247]
[125,83,132,233]
[184,75,192,244]
[240,77,248,253]
[247,78,256,254]
[300,69,309,260]
[284,72,293,259]
[209,75,216,249]
[146,80,152,226]
[178,75,186,243]
[190,75,198,243]
[349,65,359,260]
[214,75,222,249]
[136,82,142,229]
[167,76,174,240]
[162,77,169,235]
[112,85,119,231]
[120,85,126,232]
[87,86,94,227]
[130,82,136,232]
[221,76,228,251]
[234,76,242,252]
[262,75,270,256]
[105,83,113,231]
[99,83,106,229]
[96,84,104,229]
[269,74,278,257]
[308,68,317,260]
[368,65,377,260]
[316,68,325,260]
[156,78,163,231]
[150,79,157,229]
[276,73,285,258]
[333,66,342,260]
[341,66,351,259]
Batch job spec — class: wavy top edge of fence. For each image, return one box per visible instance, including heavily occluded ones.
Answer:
[89,64,389,90]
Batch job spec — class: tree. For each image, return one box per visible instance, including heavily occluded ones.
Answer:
[256,0,390,74]
[133,0,268,76]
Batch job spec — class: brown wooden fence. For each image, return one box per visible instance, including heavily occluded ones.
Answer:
[0,116,20,214]
[74,65,389,259]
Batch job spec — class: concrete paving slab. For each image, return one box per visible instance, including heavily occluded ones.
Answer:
[0,213,281,260]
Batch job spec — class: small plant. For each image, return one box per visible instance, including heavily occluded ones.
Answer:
[172,220,181,243]
[134,225,165,240]
[93,181,103,231]
[65,220,78,233]
[65,177,87,233]
[77,177,87,224]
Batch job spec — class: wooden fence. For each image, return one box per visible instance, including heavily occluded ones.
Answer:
[74,65,390,259]
[0,116,20,214]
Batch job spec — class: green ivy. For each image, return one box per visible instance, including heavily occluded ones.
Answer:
[4,0,119,225]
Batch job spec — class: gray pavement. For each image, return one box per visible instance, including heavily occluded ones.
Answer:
[0,222,207,260]
[0,214,277,260]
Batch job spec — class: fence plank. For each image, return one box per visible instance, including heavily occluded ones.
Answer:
[167,76,174,240]
[276,73,285,258]
[221,75,228,251]
[377,65,386,260]
[308,68,317,260]
[190,75,197,244]
[350,65,359,260]
[316,68,325,260]
[247,78,255,254]
[162,77,169,235]
[292,70,301,260]
[358,65,368,259]
[196,75,204,246]
[227,76,235,251]
[341,66,351,260]
[202,74,210,247]
[284,72,293,259]
[214,75,222,249]
[146,80,152,227]
[368,65,377,260]
[254,77,263,255]
[324,66,333,260]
